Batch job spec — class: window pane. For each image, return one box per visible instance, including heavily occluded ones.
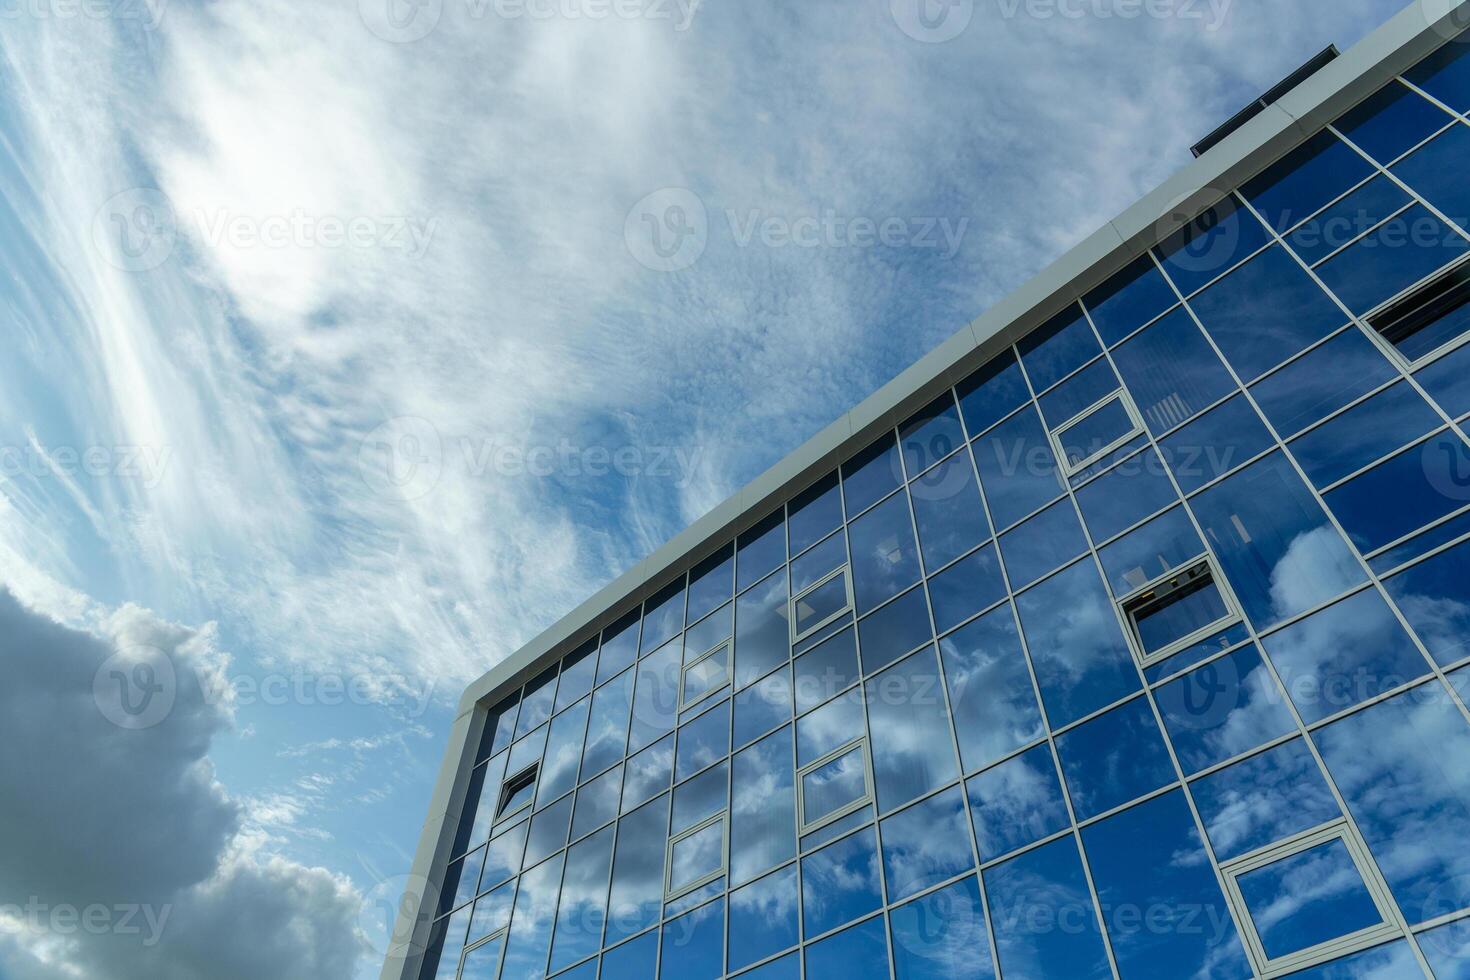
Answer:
[856,585,931,674]
[675,700,728,782]
[686,544,734,626]
[1314,686,1470,922]
[1289,381,1442,489]
[605,793,668,946]
[789,472,843,559]
[1019,304,1100,393]
[1190,737,1339,862]
[600,931,656,980]
[1189,452,1365,630]
[736,953,800,980]
[1157,393,1274,494]
[458,934,503,980]
[673,762,727,835]
[1015,559,1140,728]
[733,666,791,749]
[500,852,565,980]
[927,543,1006,635]
[538,698,590,808]
[1285,174,1412,266]
[1156,193,1271,298]
[1242,130,1376,233]
[985,837,1113,980]
[1113,307,1237,434]
[556,641,598,715]
[621,735,674,814]
[549,825,615,973]
[1056,397,1135,469]
[728,865,799,972]
[1317,205,1469,315]
[1081,789,1250,979]
[790,530,846,593]
[1251,327,1397,439]
[802,746,867,827]
[1421,916,1470,979]
[685,601,733,660]
[660,898,723,980]
[802,827,884,937]
[1131,571,1229,656]
[525,795,573,867]
[1155,645,1295,772]
[910,451,990,573]
[670,822,724,894]
[1195,248,1348,385]
[572,764,622,840]
[843,432,904,517]
[805,916,890,980]
[1326,431,1470,553]
[734,569,790,689]
[597,612,641,687]
[641,579,687,655]
[848,491,922,613]
[1384,537,1470,666]
[1406,40,1470,111]
[1336,80,1454,164]
[482,822,528,893]
[517,667,558,740]
[866,647,960,812]
[1085,253,1177,346]
[1076,452,1180,543]
[956,350,1030,437]
[731,725,795,885]
[1237,837,1383,960]
[900,393,967,478]
[1056,696,1175,820]
[798,684,865,765]
[1038,358,1121,429]
[628,641,681,752]
[1415,341,1470,420]
[889,876,996,980]
[1000,499,1087,590]
[967,744,1069,860]
[1263,588,1430,724]
[682,646,728,708]
[1098,505,1205,596]
[973,406,1064,530]
[737,510,787,593]
[1392,124,1470,237]
[469,878,515,946]
[880,786,974,902]
[939,605,1045,772]
[1282,941,1422,979]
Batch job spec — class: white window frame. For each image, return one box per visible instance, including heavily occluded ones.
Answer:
[1048,389,1146,478]
[795,737,874,836]
[1362,252,1470,371]
[456,928,506,980]
[1220,820,1401,978]
[1118,554,1243,669]
[664,812,728,901]
[789,565,855,645]
[678,639,731,712]
[494,763,538,826]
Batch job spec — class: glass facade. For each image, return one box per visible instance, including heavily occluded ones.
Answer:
[418,38,1470,980]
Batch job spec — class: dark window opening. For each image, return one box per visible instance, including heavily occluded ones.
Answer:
[1368,260,1470,363]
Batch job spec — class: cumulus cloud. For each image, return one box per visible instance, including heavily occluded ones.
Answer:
[0,590,364,980]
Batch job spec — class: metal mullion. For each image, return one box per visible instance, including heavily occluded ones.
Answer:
[1302,199,1420,270]
[1088,498,1184,553]
[1280,374,1406,445]
[1026,350,1109,403]
[1239,321,1358,391]
[1067,440,1154,495]
[1179,729,1304,786]
[966,394,1032,444]
[975,824,1076,872]
[1277,168,1386,237]
[1180,443,1281,501]
[1316,424,1454,495]
[922,535,998,583]
[1374,520,1470,578]
[1146,633,1258,688]
[1411,904,1470,937]
[1364,501,1470,561]
[1300,675,1452,736]
[1397,69,1470,128]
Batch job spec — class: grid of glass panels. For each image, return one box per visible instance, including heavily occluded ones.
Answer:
[420,38,1470,980]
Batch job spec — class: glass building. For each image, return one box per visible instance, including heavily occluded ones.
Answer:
[385,8,1470,980]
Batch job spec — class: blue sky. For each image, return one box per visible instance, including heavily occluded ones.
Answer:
[0,0,1418,977]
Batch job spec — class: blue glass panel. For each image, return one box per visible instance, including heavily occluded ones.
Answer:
[957,350,1030,437]
[939,605,1045,772]
[1275,940,1420,979]
[1156,645,1296,772]
[1385,538,1470,666]
[685,601,732,660]
[909,450,990,573]
[796,688,865,767]
[1264,588,1429,724]
[500,852,565,980]
[1392,123,1470,233]
[793,626,860,713]
[482,821,528,893]
[580,670,633,782]
[600,930,657,980]
[1251,327,1397,438]
[1189,245,1347,381]
[927,543,1006,635]
[880,787,974,902]
[1243,130,1376,233]
[1081,789,1251,979]
[1337,79,1455,163]
[842,432,904,518]
[889,876,996,980]
[790,531,845,594]
[1056,397,1136,469]
[1421,916,1470,979]
[848,491,921,614]
[672,761,727,835]
[733,666,791,748]
[789,473,843,558]
[1190,737,1339,862]
[1018,304,1101,393]
[548,825,615,973]
[973,405,1064,530]
[1315,687,1470,923]
[686,544,734,626]
[641,579,687,655]
[1285,175,1412,266]
[805,916,890,980]
[628,641,681,752]
[857,585,932,675]
[1085,253,1178,346]
[733,952,800,980]
[734,569,790,690]
[1114,307,1237,435]
[728,865,799,972]
[555,641,598,714]
[1038,358,1121,429]
[966,744,1069,860]
[1076,451,1180,543]
[731,725,796,886]
[673,701,727,784]
[1056,696,1175,820]
[1328,431,1470,553]
[552,961,596,980]
[1289,381,1442,488]
[866,647,961,812]
[1098,504,1206,596]
[1317,205,1470,315]
[526,794,573,867]
[571,763,622,840]
[1145,622,1251,684]
[1190,452,1365,630]
[1238,838,1383,959]
[659,898,723,980]
[1372,508,1470,575]
[538,698,590,808]
[1156,193,1271,298]
[481,696,520,763]
[999,499,1088,590]
[985,837,1113,980]
[597,612,641,686]
[737,510,787,594]
[605,794,668,946]
[621,734,674,815]
[1407,40,1470,111]
[517,666,558,740]
[458,933,503,980]
[900,392,967,478]
[1158,393,1273,494]
[1416,340,1470,419]
[1015,559,1140,728]
[469,879,516,945]
[801,828,884,937]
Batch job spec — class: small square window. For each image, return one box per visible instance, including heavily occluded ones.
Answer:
[796,739,873,835]
[790,566,853,643]
[1368,258,1470,366]
[666,814,727,900]
[1119,557,1241,668]
[1049,391,1145,476]
[679,641,730,711]
[495,764,538,824]
[1221,822,1399,977]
